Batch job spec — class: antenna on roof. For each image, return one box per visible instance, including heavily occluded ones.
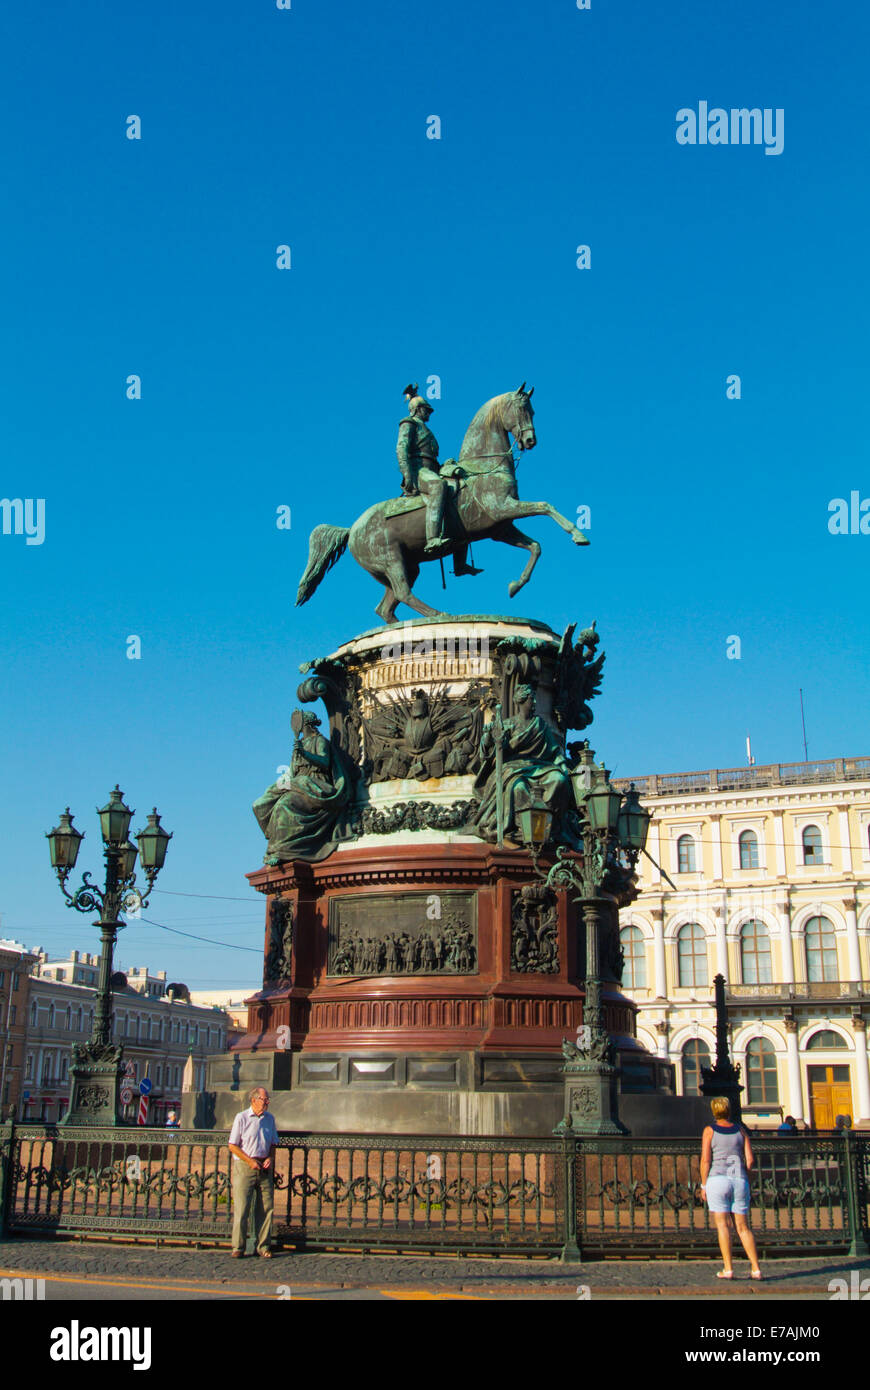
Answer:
[746,734,755,767]
[799,688,809,761]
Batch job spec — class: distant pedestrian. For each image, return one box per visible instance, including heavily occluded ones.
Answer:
[699,1097,762,1281]
[165,1110,180,1128]
[777,1114,797,1135]
[228,1087,278,1259]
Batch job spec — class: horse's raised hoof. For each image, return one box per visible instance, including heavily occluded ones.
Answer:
[508,581,522,599]
[572,531,590,546]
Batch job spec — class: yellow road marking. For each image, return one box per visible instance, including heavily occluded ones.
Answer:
[0,1267,277,1298]
[378,1288,484,1300]
[0,1267,485,1300]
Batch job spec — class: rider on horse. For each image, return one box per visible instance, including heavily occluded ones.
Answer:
[397,384,482,576]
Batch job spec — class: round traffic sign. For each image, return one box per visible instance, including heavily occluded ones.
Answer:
[138,1077,152,1096]
[120,1087,134,1105]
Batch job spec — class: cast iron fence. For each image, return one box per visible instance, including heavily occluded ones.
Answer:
[1,1120,867,1259]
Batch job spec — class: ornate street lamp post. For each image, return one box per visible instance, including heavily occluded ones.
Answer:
[518,762,651,1136]
[46,788,172,1126]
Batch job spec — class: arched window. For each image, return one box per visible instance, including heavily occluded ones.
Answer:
[681,1039,711,1096]
[76,1007,83,1031]
[30,1002,37,1026]
[806,1029,848,1050]
[746,1037,779,1104]
[805,916,837,982]
[802,825,823,865]
[677,835,696,873]
[620,927,647,989]
[677,923,708,988]
[740,919,772,985]
[64,1006,71,1029]
[48,1004,55,1027]
[738,830,759,870]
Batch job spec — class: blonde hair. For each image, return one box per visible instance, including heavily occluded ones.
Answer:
[710,1097,731,1121]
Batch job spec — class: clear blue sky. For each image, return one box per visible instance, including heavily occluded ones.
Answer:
[1,1,867,987]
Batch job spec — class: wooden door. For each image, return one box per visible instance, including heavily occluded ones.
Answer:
[808,1064,852,1129]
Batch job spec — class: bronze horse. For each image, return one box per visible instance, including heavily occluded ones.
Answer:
[296,385,589,624]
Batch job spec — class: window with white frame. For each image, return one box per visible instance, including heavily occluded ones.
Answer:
[681,1039,711,1096]
[677,835,697,873]
[805,916,838,981]
[620,927,647,989]
[738,830,759,870]
[740,919,772,984]
[677,923,708,988]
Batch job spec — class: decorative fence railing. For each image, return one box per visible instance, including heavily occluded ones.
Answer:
[1,1121,867,1259]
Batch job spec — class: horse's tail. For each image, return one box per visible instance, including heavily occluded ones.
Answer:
[295,524,350,606]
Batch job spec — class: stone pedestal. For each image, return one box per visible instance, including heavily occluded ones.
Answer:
[207,616,686,1136]
[60,1042,123,1127]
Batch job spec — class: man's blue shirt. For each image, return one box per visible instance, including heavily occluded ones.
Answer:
[228,1107,278,1161]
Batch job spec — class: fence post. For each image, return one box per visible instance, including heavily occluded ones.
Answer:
[842,1128,870,1257]
[0,1110,15,1237]
[559,1132,582,1262]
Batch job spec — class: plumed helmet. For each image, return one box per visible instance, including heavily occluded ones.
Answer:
[403,381,430,415]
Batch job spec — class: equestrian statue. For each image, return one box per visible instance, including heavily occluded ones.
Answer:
[295,382,589,624]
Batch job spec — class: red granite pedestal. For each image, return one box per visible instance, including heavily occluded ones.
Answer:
[200,840,670,1135]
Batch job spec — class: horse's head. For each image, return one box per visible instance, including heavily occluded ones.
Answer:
[504,382,536,451]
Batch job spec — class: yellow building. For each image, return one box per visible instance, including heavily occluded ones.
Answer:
[0,940,39,1116]
[614,755,870,1129]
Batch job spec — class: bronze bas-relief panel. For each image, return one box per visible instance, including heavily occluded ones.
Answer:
[328,892,478,977]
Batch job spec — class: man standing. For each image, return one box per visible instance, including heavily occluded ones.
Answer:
[228,1087,278,1258]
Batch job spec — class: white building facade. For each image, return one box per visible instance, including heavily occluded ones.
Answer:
[615,755,870,1130]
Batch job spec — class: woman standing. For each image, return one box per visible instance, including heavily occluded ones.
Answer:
[699,1097,763,1280]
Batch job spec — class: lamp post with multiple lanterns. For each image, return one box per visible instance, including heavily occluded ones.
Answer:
[516,746,651,1136]
[46,787,172,1126]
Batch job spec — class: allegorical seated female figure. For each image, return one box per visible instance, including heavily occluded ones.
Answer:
[471,683,574,843]
[253,711,351,862]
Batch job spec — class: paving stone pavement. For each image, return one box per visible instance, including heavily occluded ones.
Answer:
[0,1239,867,1297]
